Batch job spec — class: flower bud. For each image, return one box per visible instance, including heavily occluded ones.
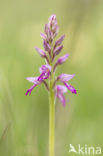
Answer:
[56,54,69,64]
[43,40,51,52]
[54,45,63,55]
[45,24,49,35]
[35,47,46,57]
[55,35,65,46]
[40,32,47,40]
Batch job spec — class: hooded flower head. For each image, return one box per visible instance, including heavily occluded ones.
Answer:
[39,64,51,80]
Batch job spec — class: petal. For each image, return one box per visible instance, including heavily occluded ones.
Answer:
[26,77,39,83]
[64,82,77,94]
[48,14,57,27]
[56,85,67,93]
[25,77,43,95]
[53,25,59,38]
[39,64,51,80]
[44,24,49,35]
[48,14,59,38]
[58,74,75,82]
[56,54,69,64]
[39,64,51,73]
[44,24,52,40]
[54,45,63,55]
[43,40,51,51]
[48,29,53,40]
[35,47,46,57]
[38,72,45,81]
[55,35,65,46]
[49,14,56,21]
[40,32,47,40]
[57,93,66,106]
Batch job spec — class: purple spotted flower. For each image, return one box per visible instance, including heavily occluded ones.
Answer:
[25,14,77,106]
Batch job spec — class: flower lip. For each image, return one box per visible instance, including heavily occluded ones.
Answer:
[55,85,67,106]
[73,89,77,94]
[25,84,37,96]
[56,85,67,93]
[64,82,77,94]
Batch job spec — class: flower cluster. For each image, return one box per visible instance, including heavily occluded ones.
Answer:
[25,14,77,106]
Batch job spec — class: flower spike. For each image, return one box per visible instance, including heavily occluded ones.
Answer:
[26,14,77,104]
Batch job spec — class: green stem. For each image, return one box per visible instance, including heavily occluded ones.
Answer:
[49,71,55,156]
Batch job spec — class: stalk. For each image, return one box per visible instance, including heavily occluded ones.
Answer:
[49,63,55,156]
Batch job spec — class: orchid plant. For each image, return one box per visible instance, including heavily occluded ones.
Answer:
[25,14,77,156]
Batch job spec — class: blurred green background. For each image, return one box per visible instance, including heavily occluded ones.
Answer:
[0,0,103,155]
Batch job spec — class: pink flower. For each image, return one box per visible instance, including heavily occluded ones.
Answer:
[25,64,51,95]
